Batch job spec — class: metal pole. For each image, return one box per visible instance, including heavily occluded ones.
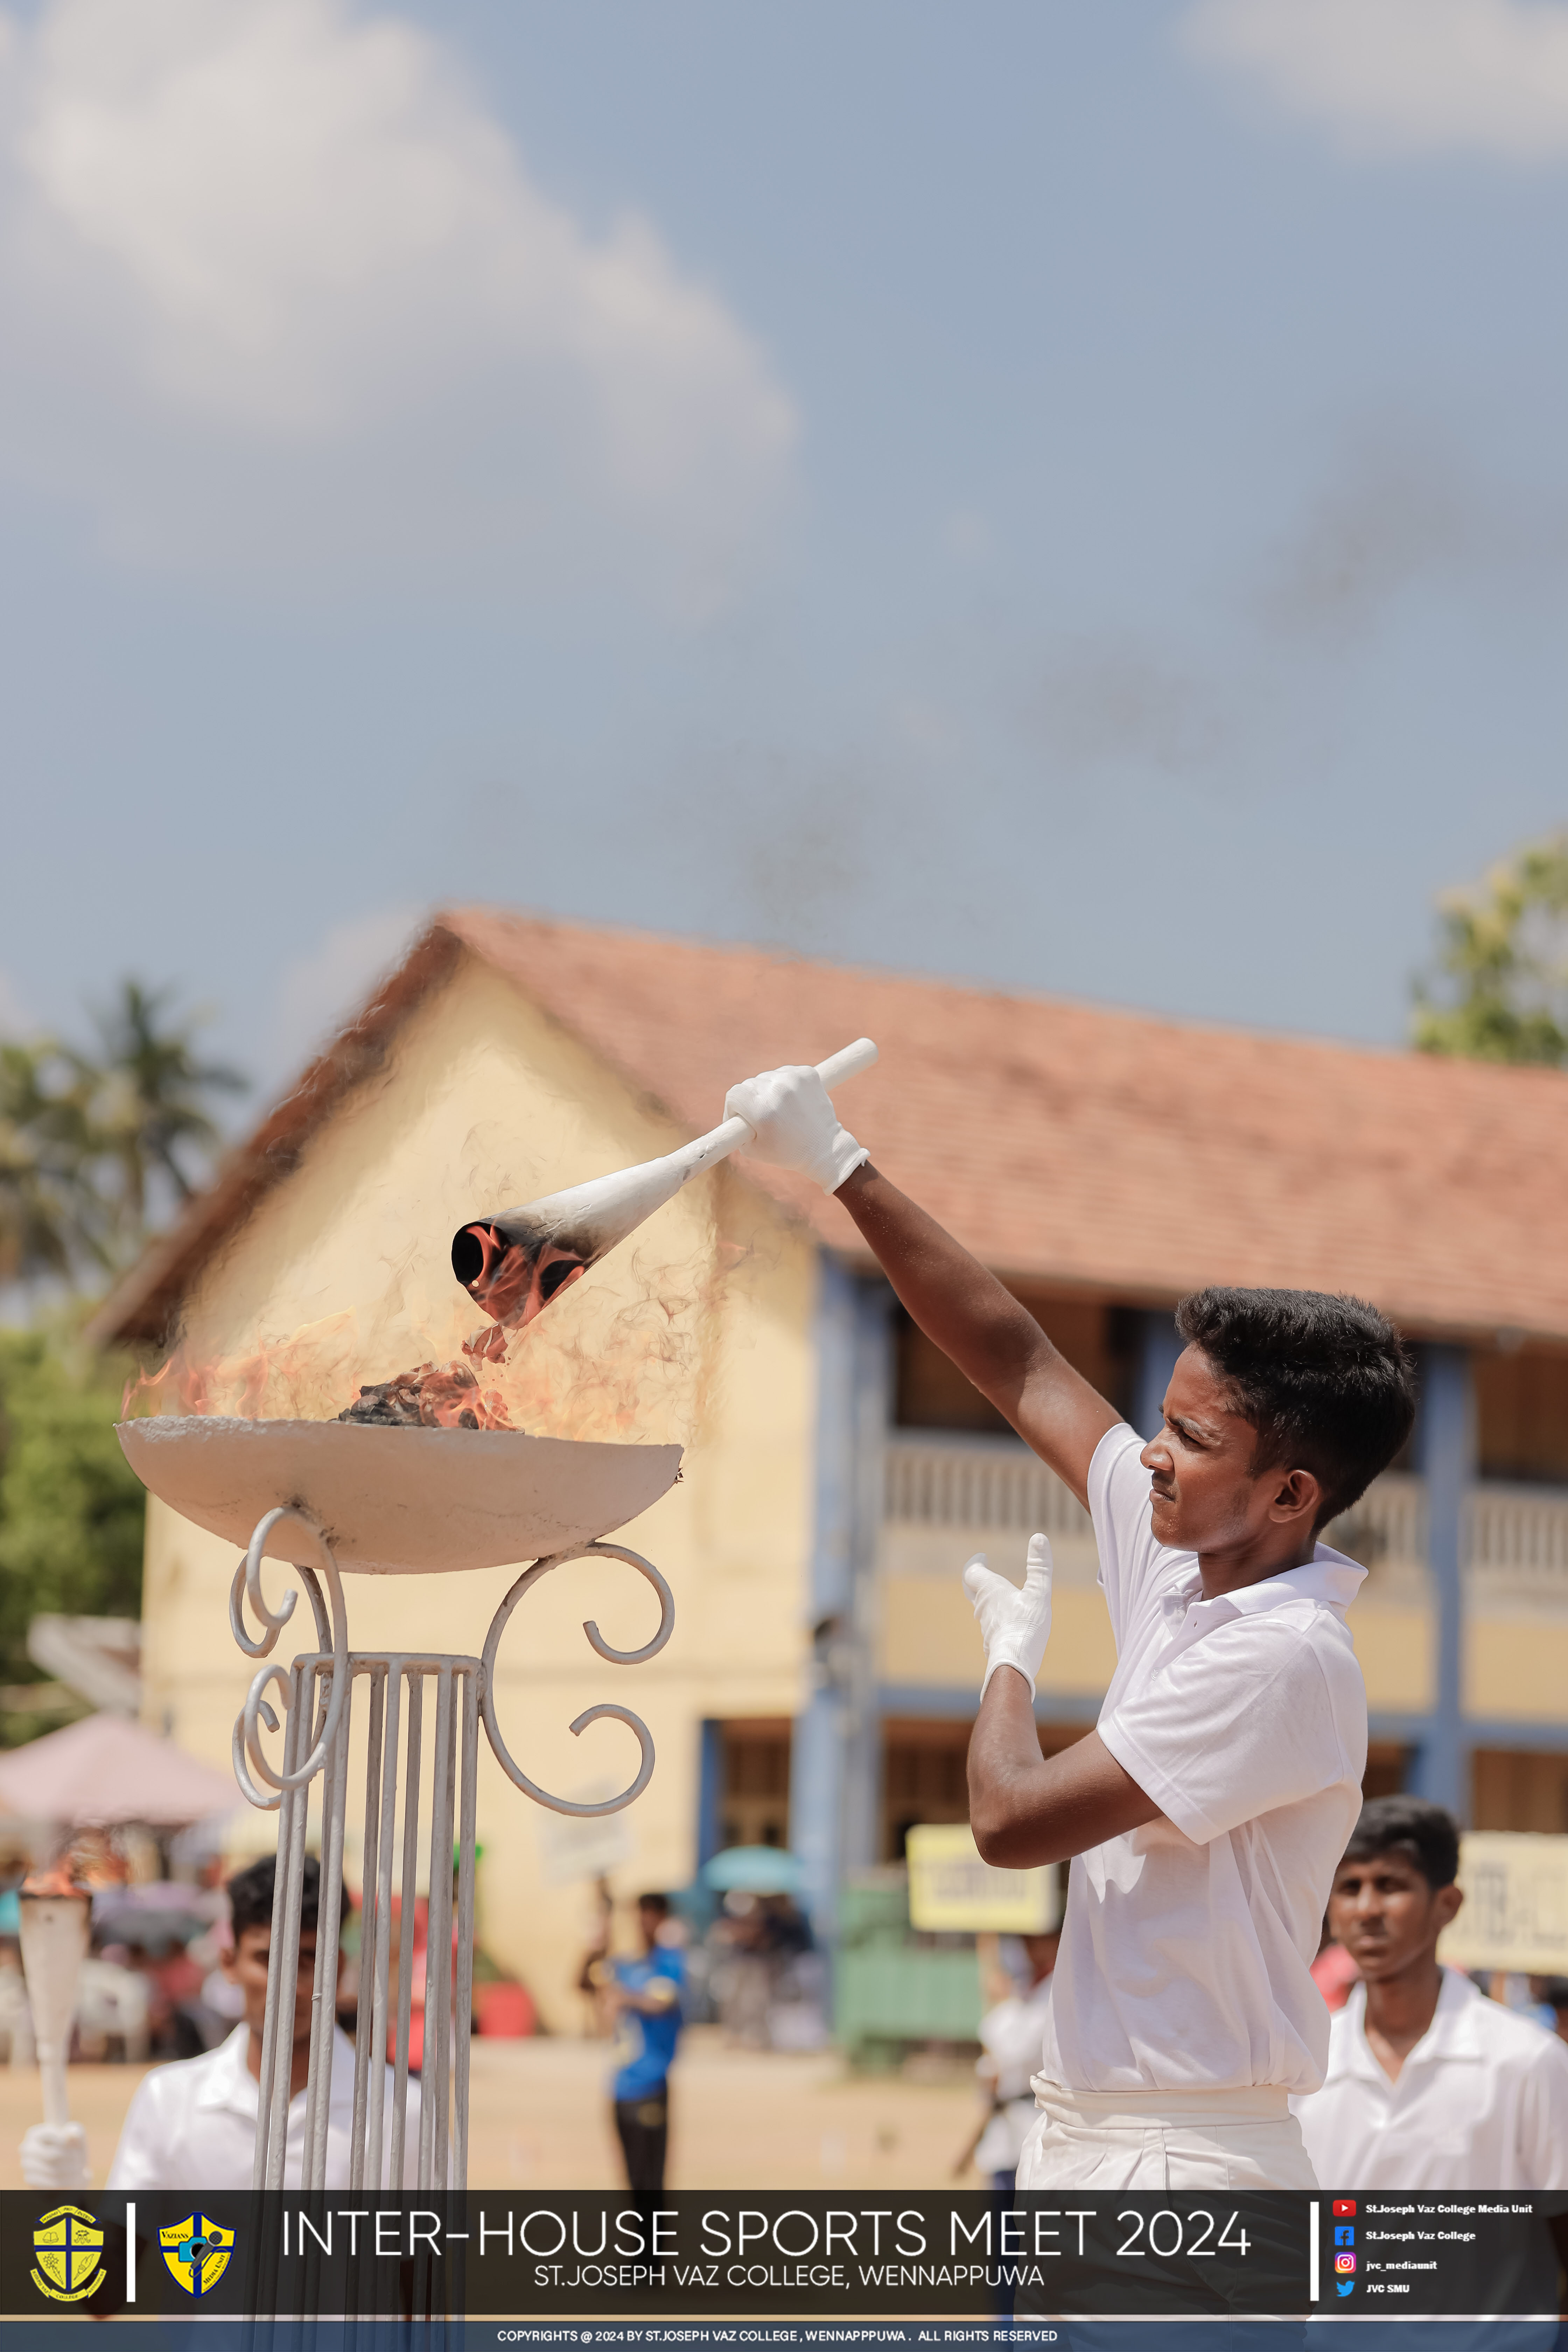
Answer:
[362,1663,403,2195]
[303,1658,353,2189]
[437,1667,458,2189]
[452,1664,479,2191]
[264,1673,312,2190]
[249,1681,291,2194]
[349,1665,385,2192]
[252,1665,306,2191]
[419,1667,455,2189]
[390,1668,423,2193]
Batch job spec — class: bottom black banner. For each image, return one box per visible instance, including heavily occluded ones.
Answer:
[2,2191,1563,2326]
[0,2326,1565,2352]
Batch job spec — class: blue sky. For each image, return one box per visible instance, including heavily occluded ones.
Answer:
[2,0,1567,1106]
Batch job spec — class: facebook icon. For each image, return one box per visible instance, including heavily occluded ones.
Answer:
[1335,2226,1355,2246]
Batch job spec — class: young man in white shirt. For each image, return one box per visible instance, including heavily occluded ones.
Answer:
[1294,1795,1568,2192]
[725,1061,1417,2188]
[973,1931,1060,2191]
[20,1855,420,2192]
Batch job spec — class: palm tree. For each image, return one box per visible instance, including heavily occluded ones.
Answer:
[0,982,247,1287]
[72,980,248,1241]
[0,1042,97,1284]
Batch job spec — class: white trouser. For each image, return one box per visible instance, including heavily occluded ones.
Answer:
[1017,2079,1320,2190]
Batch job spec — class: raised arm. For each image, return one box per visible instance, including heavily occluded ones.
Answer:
[723,1063,1119,1505]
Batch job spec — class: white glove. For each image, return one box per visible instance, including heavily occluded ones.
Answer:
[20,2121,90,2190]
[964,1532,1053,1696]
[724,1064,869,1194]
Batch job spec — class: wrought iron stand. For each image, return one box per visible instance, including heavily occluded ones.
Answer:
[228,1504,674,2191]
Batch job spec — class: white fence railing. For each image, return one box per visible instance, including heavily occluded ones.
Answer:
[883,1438,1568,1600]
[1323,1472,1426,1572]
[1467,1481,1568,1599]
[884,1435,1091,1542]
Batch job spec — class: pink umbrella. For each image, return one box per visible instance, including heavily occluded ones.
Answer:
[0,1712,234,1828]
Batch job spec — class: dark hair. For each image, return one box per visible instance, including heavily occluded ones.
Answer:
[636,1892,671,1917]
[1341,1795,1459,1890]
[1175,1286,1416,1528]
[227,1855,345,1942]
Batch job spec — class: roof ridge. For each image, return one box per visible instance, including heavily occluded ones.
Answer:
[439,902,1479,1075]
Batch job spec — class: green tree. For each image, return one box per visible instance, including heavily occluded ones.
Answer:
[0,1325,146,1737]
[0,1042,97,1284]
[0,978,246,1282]
[1413,832,1568,1065]
[0,983,247,1731]
[74,978,247,1242]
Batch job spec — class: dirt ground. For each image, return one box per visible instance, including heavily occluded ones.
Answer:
[0,2026,986,2191]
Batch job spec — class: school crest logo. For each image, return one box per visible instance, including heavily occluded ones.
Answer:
[160,2214,236,2295]
[30,2205,105,2302]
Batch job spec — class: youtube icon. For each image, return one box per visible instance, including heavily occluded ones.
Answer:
[1333,2200,1357,2217]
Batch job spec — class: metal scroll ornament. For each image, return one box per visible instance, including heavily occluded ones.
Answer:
[226,1507,673,2198]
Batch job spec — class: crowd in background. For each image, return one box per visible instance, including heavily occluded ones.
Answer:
[5,1794,1567,2207]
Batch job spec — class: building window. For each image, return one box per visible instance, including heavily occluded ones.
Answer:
[880,1717,1089,1857]
[1362,1742,1408,1801]
[715,1720,791,1851]
[1473,1345,1568,1485]
[893,1296,1137,1432]
[882,1720,972,1857]
[1472,1748,1568,1833]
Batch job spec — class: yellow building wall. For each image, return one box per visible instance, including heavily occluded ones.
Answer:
[879,1558,1536,1727]
[879,1577,1117,1702]
[136,948,822,2028]
[1348,1602,1435,1716]
[1467,1618,1568,1720]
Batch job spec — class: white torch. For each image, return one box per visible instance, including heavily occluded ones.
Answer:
[18,1862,92,2190]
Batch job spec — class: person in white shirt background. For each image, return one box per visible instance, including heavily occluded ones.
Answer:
[1293,1795,1568,2195]
[724,1060,1418,2190]
[970,1931,1060,2193]
[20,1854,421,2191]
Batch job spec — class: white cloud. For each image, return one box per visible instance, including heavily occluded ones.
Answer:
[1183,0,1568,160]
[263,903,422,1086]
[0,0,796,603]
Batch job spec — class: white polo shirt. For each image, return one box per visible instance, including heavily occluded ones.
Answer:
[1293,1967,1568,2190]
[1036,1423,1368,2095]
[974,1972,1057,2175]
[106,2022,423,2191]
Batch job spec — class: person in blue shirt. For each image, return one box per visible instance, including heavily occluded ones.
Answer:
[605,1891,684,2197]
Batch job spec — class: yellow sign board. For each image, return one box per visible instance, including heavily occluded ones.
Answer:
[906,1823,1062,1935]
[1436,1831,1568,1974]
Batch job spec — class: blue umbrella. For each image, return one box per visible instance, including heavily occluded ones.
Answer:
[701,1846,804,1896]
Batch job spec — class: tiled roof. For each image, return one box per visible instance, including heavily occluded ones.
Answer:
[94,908,1568,1347]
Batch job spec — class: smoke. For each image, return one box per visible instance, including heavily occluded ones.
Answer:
[1259,431,1568,642]
[1026,639,1231,780]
